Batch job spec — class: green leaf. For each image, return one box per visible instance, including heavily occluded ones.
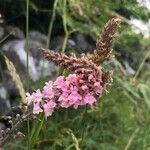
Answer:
[29,114,45,149]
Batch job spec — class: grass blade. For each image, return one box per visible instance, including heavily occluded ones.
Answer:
[4,55,26,103]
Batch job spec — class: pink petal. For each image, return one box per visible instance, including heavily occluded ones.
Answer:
[32,89,43,103]
[26,92,33,105]
[33,103,43,114]
[83,95,96,105]
[43,100,56,117]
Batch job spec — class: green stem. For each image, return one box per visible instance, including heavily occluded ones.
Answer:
[26,0,30,91]
[46,0,59,48]
[99,100,104,142]
[29,115,45,150]
[62,32,69,53]
[133,50,150,81]
[61,0,69,53]
[124,128,139,150]
[40,0,59,78]
[0,31,14,44]
[25,0,30,149]
[0,63,4,81]
[80,106,87,149]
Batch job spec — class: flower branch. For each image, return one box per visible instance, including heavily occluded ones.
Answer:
[0,18,121,148]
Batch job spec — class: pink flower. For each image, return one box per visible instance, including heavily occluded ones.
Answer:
[54,76,69,92]
[83,95,96,105]
[68,89,82,105]
[59,86,82,108]
[26,89,43,105]
[33,103,43,114]
[26,70,104,117]
[94,82,103,94]
[43,81,54,99]
[81,85,88,92]
[68,87,83,108]
[59,91,70,108]
[32,89,43,103]
[73,99,85,109]
[43,100,56,117]
[58,91,69,102]
[54,76,64,87]
[79,79,84,84]
[66,74,77,85]
[60,101,70,108]
[26,92,33,105]
[88,74,94,81]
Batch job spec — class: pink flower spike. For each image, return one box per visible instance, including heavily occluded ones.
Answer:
[43,100,56,117]
[33,103,43,114]
[84,95,96,105]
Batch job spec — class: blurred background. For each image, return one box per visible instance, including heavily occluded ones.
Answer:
[0,0,150,149]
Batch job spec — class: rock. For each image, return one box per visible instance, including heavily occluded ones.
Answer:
[50,33,95,53]
[1,40,27,84]
[50,35,65,51]
[1,31,56,82]
[72,32,95,53]
[6,26,25,39]
[0,84,10,115]
[29,31,47,45]
[123,61,135,75]
[0,29,56,114]
[0,26,4,39]
[51,35,76,51]
[68,39,76,48]
[0,122,5,130]
[0,86,7,100]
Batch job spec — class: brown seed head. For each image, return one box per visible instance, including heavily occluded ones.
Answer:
[87,18,122,64]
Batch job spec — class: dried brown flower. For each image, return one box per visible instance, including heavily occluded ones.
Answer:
[87,18,122,64]
[0,107,33,148]
[41,18,122,90]
[42,48,99,72]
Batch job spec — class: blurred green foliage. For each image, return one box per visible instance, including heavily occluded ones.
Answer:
[1,0,150,149]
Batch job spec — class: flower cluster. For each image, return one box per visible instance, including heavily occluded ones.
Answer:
[26,68,104,117]
[26,18,121,118]
[0,18,120,147]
